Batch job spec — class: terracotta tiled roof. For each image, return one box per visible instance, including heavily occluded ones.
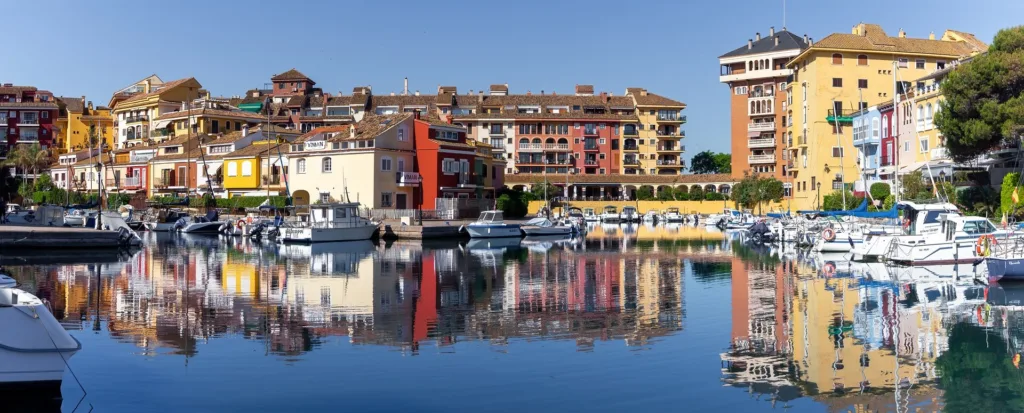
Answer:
[429,139,476,149]
[454,112,639,121]
[436,92,455,106]
[796,24,976,63]
[271,68,312,82]
[150,148,222,163]
[575,84,594,95]
[453,94,479,107]
[115,77,197,108]
[326,113,412,142]
[490,84,509,93]
[202,131,246,146]
[505,173,735,184]
[156,107,266,121]
[626,88,686,107]
[57,97,84,114]
[370,95,436,109]
[326,95,365,106]
[222,141,289,159]
[419,116,464,129]
[945,29,988,53]
[295,125,351,143]
[0,86,37,95]
[286,95,306,107]
[0,101,58,108]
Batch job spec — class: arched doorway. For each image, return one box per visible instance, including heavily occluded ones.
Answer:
[292,189,310,216]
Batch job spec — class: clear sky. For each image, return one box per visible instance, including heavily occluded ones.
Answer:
[6,0,1021,164]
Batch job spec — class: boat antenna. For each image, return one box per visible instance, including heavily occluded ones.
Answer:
[831,98,846,210]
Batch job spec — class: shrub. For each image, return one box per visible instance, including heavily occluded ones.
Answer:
[1002,172,1021,216]
[869,182,891,201]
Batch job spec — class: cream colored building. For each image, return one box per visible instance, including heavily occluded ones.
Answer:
[288,113,416,209]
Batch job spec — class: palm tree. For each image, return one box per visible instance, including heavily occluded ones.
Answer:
[5,144,52,191]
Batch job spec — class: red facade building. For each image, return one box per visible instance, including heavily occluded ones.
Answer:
[412,115,480,209]
[878,100,897,180]
[0,84,58,153]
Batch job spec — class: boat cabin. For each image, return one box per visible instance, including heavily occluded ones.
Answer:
[603,206,618,214]
[898,202,960,235]
[476,210,506,224]
[622,206,637,214]
[941,215,998,241]
[666,207,680,214]
[567,207,584,218]
[309,203,365,226]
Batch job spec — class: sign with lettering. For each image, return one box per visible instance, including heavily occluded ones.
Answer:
[304,140,327,151]
[130,151,155,163]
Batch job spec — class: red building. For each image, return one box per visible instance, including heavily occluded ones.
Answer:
[0,84,58,154]
[878,100,897,180]
[412,114,481,209]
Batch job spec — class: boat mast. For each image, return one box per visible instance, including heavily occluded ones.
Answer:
[832,98,845,209]
[892,61,900,204]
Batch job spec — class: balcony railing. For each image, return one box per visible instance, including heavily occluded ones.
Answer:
[18,118,39,126]
[583,128,598,136]
[930,148,949,159]
[623,129,639,136]
[656,159,683,166]
[583,144,599,151]
[748,122,776,132]
[488,128,504,136]
[544,143,570,151]
[826,109,855,123]
[748,90,774,98]
[624,158,639,165]
[623,145,639,151]
[584,159,598,166]
[154,178,182,188]
[748,154,776,164]
[657,145,683,152]
[518,143,542,152]
[396,171,422,186]
[657,114,684,122]
[748,138,776,149]
[125,115,149,123]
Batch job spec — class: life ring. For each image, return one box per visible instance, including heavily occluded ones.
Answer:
[823,262,836,277]
[976,234,997,256]
[822,228,836,242]
[236,219,246,229]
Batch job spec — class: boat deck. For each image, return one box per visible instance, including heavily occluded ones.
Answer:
[0,225,123,248]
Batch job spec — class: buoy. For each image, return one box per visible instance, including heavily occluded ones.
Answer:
[976,234,997,256]
[822,228,836,242]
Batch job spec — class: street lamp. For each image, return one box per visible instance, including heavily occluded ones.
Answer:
[939,170,946,182]
[816,182,823,210]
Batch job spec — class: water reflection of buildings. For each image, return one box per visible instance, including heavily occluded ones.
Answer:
[721,253,967,411]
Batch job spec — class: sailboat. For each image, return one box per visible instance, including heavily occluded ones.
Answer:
[176,88,225,233]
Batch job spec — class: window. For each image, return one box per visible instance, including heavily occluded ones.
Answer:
[872,118,880,138]
[599,168,605,174]
[937,60,946,70]
[832,53,843,65]
[599,153,605,160]
[41,111,48,119]
[917,105,924,127]
[858,54,868,65]
[322,157,332,172]
[904,141,910,152]
[832,147,844,157]
[227,162,238,177]
[734,86,748,95]
[398,128,405,141]
[802,85,807,102]
[858,79,868,89]
[599,138,605,144]
[241,161,252,176]
[915,59,926,69]
[882,116,889,138]
[832,78,843,88]
[898,58,909,68]
[920,138,929,153]
[380,157,392,172]
[381,192,393,207]
[297,159,306,174]
[397,158,405,172]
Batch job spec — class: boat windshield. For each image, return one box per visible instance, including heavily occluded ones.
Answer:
[604,207,617,213]
[961,219,997,235]
[667,208,679,213]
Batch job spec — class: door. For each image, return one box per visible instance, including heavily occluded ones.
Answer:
[396,193,407,209]
[177,166,187,187]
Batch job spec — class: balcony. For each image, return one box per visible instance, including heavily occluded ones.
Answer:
[583,127,598,136]
[656,144,684,153]
[154,178,183,188]
[583,144,599,151]
[657,114,684,123]
[150,129,172,139]
[396,171,421,187]
[931,147,949,159]
[747,138,776,149]
[657,130,684,138]
[125,115,149,123]
[748,154,776,164]
[623,128,639,137]
[624,157,640,165]
[518,142,542,152]
[748,97,775,116]
[623,144,639,152]
[584,159,598,166]
[544,143,570,151]
[748,122,776,132]
[656,159,684,167]
[17,118,39,126]
[488,128,504,136]
[826,109,855,123]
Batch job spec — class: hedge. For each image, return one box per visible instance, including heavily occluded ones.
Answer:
[30,190,132,207]
[148,195,289,210]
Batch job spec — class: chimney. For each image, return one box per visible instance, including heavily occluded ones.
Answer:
[87,101,94,111]
[144,79,152,94]
[403,77,409,96]
[803,34,808,44]
[526,90,532,96]
[242,124,249,136]
[756,32,761,41]
[929,32,935,40]
[898,28,906,38]
[414,90,420,96]
[748,39,753,49]
[769,26,775,37]
[390,92,396,96]
[445,114,453,125]
[808,37,813,45]
[349,124,356,139]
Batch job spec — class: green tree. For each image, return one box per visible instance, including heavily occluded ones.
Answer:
[529,182,560,200]
[869,182,891,201]
[689,186,704,201]
[33,173,53,192]
[822,190,862,211]
[657,187,676,201]
[900,170,930,200]
[635,185,654,201]
[731,175,784,214]
[689,151,730,174]
[5,144,51,192]
[1002,172,1023,215]
[936,26,1024,162]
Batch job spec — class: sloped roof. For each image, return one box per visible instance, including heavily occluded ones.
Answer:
[57,97,84,114]
[720,30,809,58]
[797,24,977,63]
[271,68,312,82]
[0,85,37,95]
[626,89,686,107]
[222,141,289,159]
[115,77,199,108]
[157,108,266,121]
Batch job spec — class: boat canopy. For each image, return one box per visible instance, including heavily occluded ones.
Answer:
[477,210,505,223]
[797,198,868,216]
[525,218,554,227]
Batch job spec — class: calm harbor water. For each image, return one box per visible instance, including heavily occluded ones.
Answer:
[6,224,1024,412]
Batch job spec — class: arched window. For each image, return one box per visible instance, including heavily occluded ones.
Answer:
[241,161,252,176]
[858,54,868,65]
[322,157,332,172]
[227,162,238,177]
[532,138,541,144]
[917,105,924,127]
[882,116,889,138]
[832,53,843,65]
[296,159,306,174]
[925,103,933,127]
[518,138,528,148]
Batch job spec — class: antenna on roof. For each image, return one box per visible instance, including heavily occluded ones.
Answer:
[782,0,786,30]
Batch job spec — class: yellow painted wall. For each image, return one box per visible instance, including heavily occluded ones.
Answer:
[915,88,944,163]
[222,262,258,297]
[223,157,262,190]
[530,200,786,215]
[170,115,248,137]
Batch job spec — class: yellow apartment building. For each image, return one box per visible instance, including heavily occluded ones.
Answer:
[626,88,687,175]
[111,77,201,149]
[55,96,114,153]
[785,23,984,209]
[221,140,290,197]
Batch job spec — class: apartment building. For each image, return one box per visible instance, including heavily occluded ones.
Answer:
[785,23,985,210]
[111,77,202,148]
[54,96,115,153]
[719,27,808,187]
[0,84,58,152]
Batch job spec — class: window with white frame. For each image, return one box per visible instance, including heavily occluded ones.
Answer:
[917,105,924,128]
[296,159,306,174]
[241,161,252,176]
[920,138,929,152]
[320,192,330,203]
[381,156,392,172]
[734,86,748,95]
[872,118,880,139]
[904,141,910,152]
[925,103,933,128]
[227,162,238,177]
[398,128,405,141]
[322,157,332,172]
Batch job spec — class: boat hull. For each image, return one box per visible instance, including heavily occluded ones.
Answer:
[144,222,176,232]
[181,221,226,233]
[987,257,1024,282]
[0,290,80,387]
[522,226,573,236]
[887,240,981,266]
[280,224,378,243]
[466,224,522,238]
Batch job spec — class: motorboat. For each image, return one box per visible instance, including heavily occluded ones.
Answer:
[619,206,640,223]
[565,207,586,226]
[463,210,522,238]
[280,203,379,243]
[119,205,145,231]
[583,208,600,223]
[887,214,1013,266]
[850,202,960,261]
[663,207,683,223]
[521,217,576,236]
[600,206,620,223]
[177,210,226,234]
[0,284,81,393]
[642,210,660,224]
[144,209,190,232]
[4,205,64,226]
[63,209,88,227]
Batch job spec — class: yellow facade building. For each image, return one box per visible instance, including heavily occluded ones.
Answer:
[156,95,266,140]
[111,77,202,149]
[625,88,687,175]
[55,96,115,153]
[221,140,290,197]
[785,24,984,209]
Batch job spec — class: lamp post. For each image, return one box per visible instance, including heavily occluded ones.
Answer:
[816,182,822,210]
[939,170,946,182]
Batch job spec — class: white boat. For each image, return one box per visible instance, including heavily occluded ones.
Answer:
[4,205,64,227]
[63,209,87,227]
[600,206,620,223]
[565,207,586,227]
[280,203,379,243]
[521,217,575,236]
[887,214,1014,265]
[619,206,640,223]
[464,210,522,238]
[663,207,683,223]
[0,285,81,392]
[642,210,659,224]
[583,208,600,222]
[177,210,226,233]
[850,202,960,261]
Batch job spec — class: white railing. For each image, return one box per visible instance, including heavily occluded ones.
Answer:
[748,154,776,163]
[930,147,949,159]
[124,176,141,187]
[748,122,776,132]
[518,142,543,151]
[748,138,776,148]
[544,143,570,150]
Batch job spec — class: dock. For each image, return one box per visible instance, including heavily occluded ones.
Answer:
[0,225,123,248]
[381,221,465,240]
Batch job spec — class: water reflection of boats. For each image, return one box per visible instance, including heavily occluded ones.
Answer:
[465,237,522,251]
[986,282,1024,307]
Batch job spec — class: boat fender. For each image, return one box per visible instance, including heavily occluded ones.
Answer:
[823,262,836,277]
[976,235,997,257]
[822,228,836,242]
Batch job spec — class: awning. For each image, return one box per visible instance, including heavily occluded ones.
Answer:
[152,120,171,129]
[898,160,955,176]
[238,103,263,113]
[747,131,762,138]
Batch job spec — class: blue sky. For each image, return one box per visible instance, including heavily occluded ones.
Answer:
[7,0,1020,163]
